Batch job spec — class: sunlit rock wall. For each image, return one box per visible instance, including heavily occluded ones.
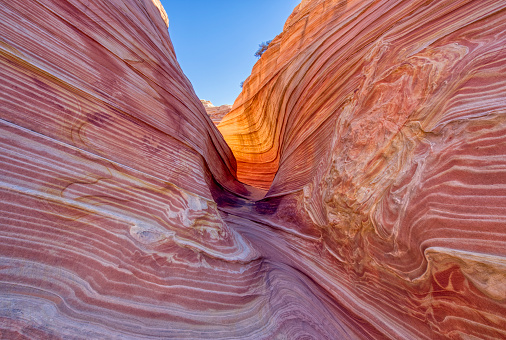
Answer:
[219,0,506,338]
[1,0,506,339]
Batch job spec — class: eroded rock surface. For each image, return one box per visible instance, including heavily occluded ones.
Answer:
[1,0,505,339]
[201,100,232,126]
[218,0,506,338]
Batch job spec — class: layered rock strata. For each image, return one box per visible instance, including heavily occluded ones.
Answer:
[218,0,506,338]
[1,0,505,339]
[201,100,232,125]
[0,1,261,338]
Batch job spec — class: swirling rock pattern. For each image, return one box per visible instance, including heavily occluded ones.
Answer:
[1,0,505,339]
[222,0,506,337]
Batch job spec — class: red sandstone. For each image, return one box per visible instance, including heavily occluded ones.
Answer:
[0,0,505,338]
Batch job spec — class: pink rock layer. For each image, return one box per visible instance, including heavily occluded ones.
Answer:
[206,105,232,126]
[1,0,505,339]
[200,100,232,126]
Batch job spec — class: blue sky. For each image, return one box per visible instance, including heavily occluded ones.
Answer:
[160,1,301,106]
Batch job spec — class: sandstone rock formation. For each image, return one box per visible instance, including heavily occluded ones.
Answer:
[201,99,214,107]
[201,99,232,125]
[1,0,505,339]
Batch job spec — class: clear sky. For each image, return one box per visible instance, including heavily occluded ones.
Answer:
[160,0,301,106]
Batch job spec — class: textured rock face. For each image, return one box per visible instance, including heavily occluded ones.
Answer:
[218,0,506,193]
[201,100,232,125]
[220,0,506,337]
[1,0,506,339]
[0,1,259,338]
[206,105,232,125]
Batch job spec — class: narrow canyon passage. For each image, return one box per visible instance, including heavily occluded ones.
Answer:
[0,0,505,339]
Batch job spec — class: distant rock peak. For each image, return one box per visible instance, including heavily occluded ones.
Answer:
[201,99,232,125]
[200,99,214,108]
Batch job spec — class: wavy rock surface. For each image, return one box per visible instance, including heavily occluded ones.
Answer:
[0,1,262,338]
[1,0,506,339]
[219,0,506,338]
